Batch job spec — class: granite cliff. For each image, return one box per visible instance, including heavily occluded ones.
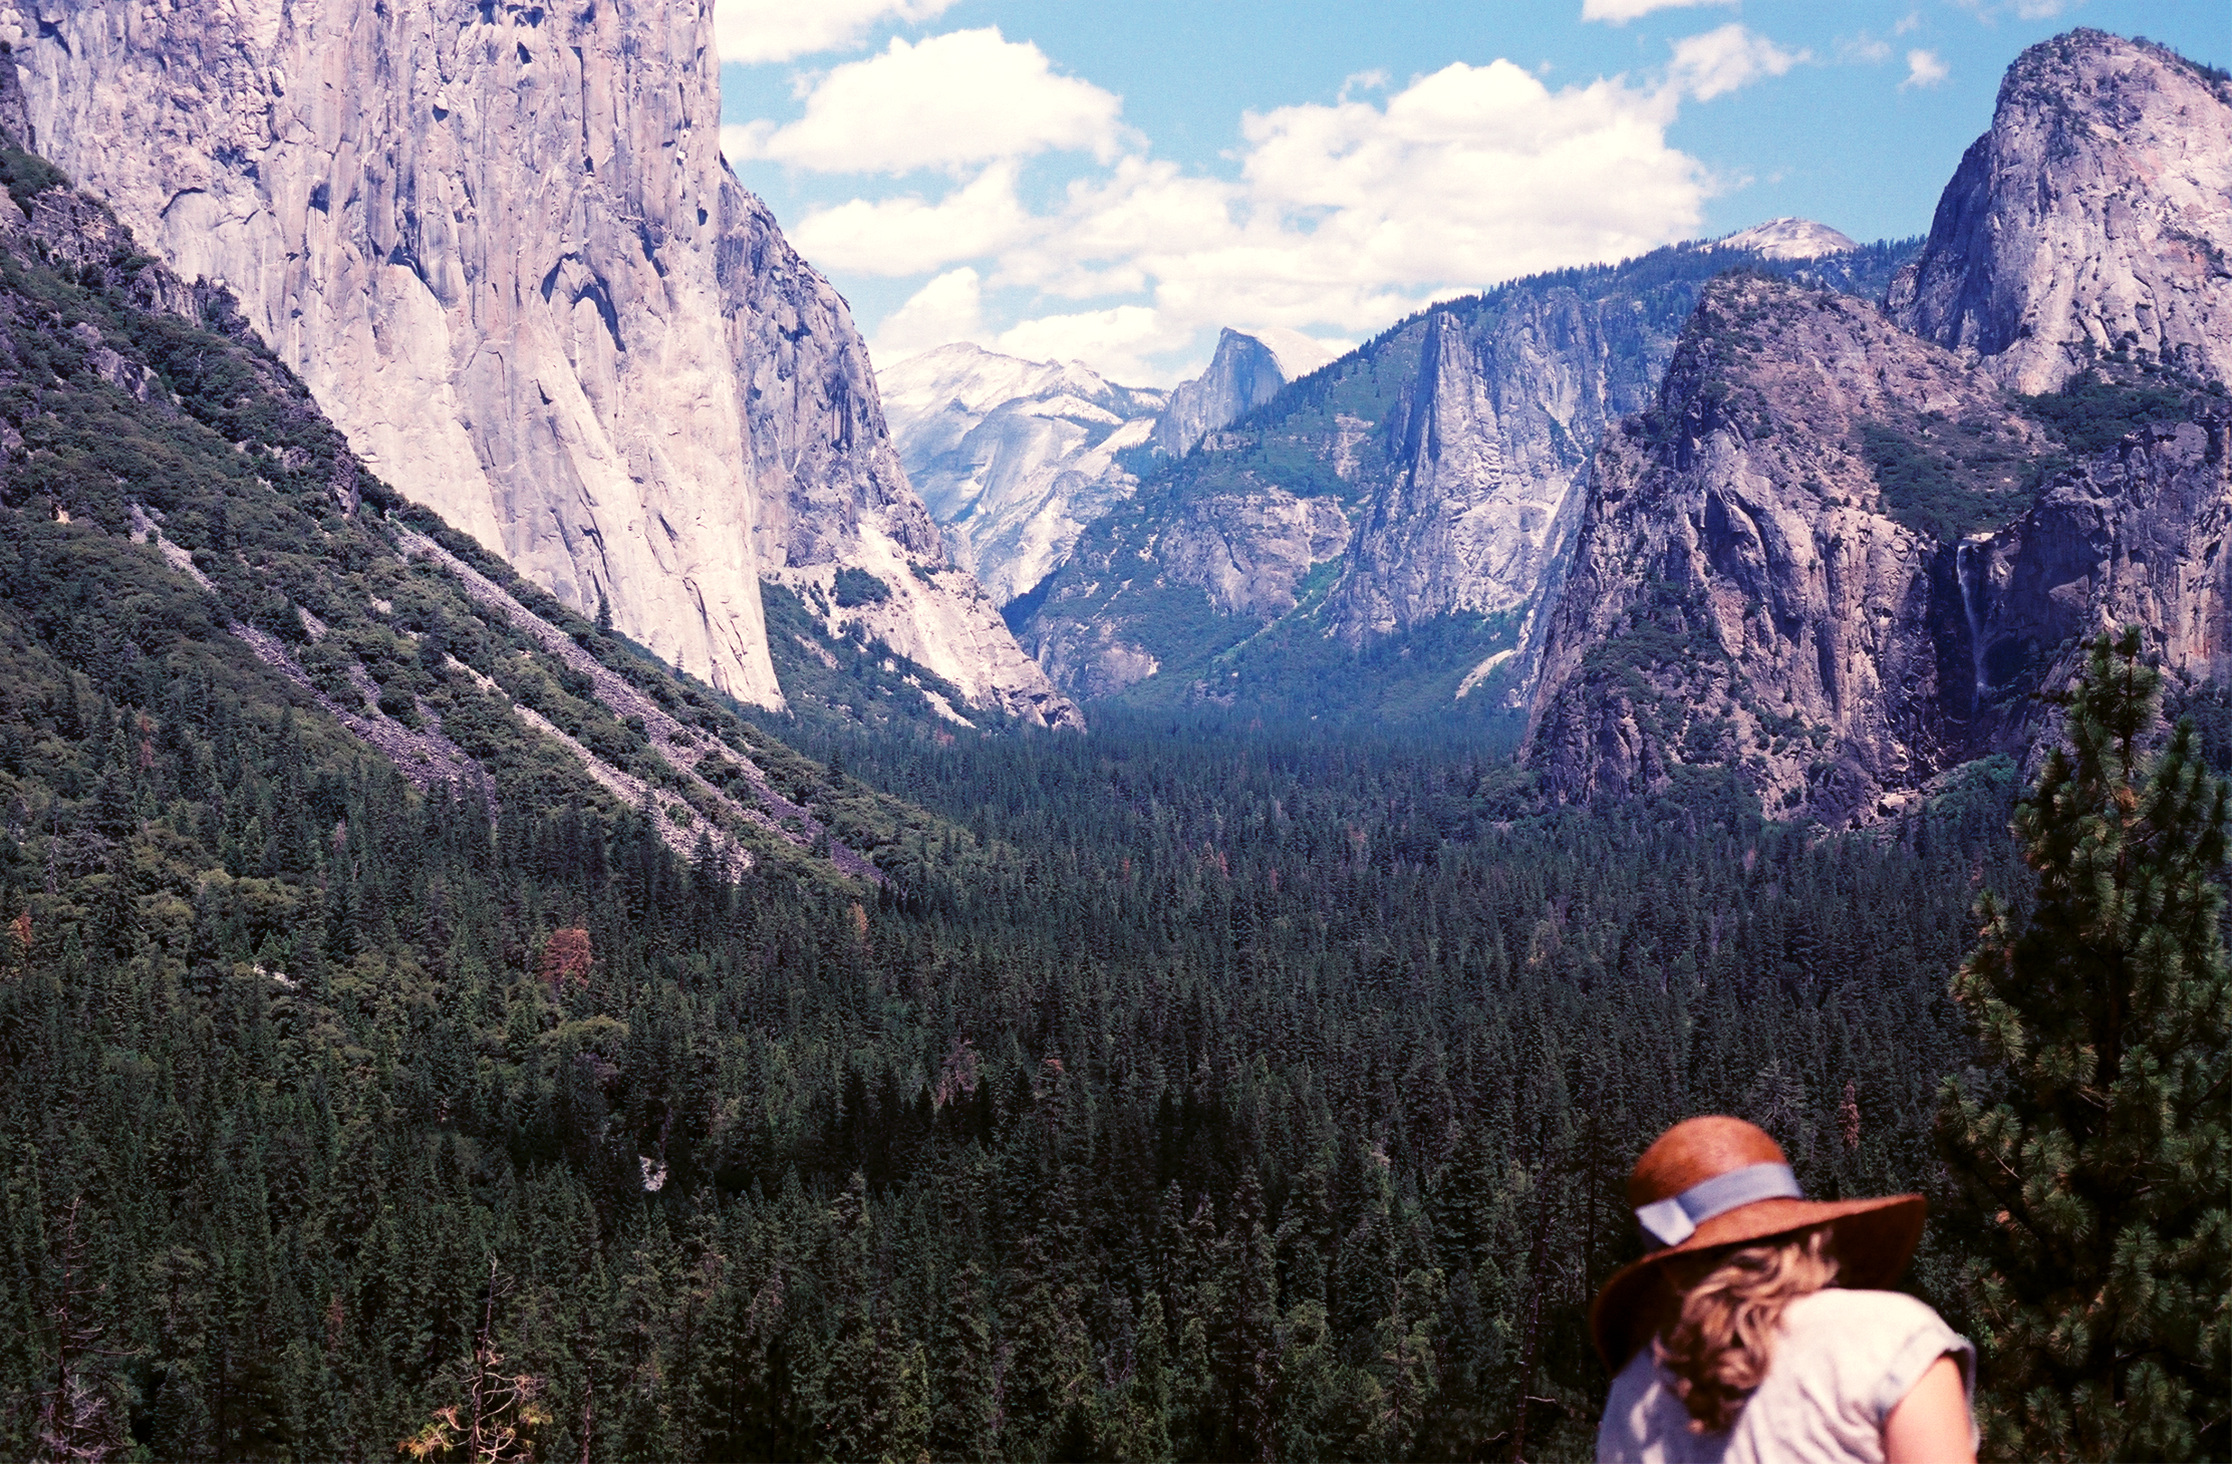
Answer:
[1890,30,2232,393]
[1527,274,2230,821]
[1012,236,1911,719]
[1152,327,1335,458]
[10,0,1078,728]
[1526,276,2045,820]
[880,343,1164,607]
[1530,31,2232,821]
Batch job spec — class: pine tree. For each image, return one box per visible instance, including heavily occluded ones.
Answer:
[1938,630,2232,1460]
[928,1260,996,1462]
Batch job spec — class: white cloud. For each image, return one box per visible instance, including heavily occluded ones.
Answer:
[989,60,1726,382]
[1666,24,1809,102]
[994,306,1174,385]
[1339,69,1391,102]
[1235,61,1713,288]
[1951,0,2073,19]
[1894,10,1923,35]
[1901,49,1950,88]
[714,0,957,66]
[791,164,1032,275]
[747,28,1806,384]
[872,267,988,361]
[1581,0,1736,24]
[726,29,1126,174]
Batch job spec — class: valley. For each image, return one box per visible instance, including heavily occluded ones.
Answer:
[0,13,2225,1463]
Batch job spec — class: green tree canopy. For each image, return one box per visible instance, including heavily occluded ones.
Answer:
[1939,629,2232,1460]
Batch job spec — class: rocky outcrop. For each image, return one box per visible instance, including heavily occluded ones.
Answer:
[1322,302,1596,651]
[1960,415,2232,717]
[1152,327,1333,457]
[1149,490,1351,621]
[13,0,1078,727]
[1527,275,2051,820]
[1714,219,1859,261]
[1014,233,1908,713]
[1890,30,2232,394]
[881,342,1164,605]
[1527,267,2232,824]
[721,205,1082,727]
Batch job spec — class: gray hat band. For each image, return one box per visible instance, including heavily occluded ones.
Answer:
[1634,1161,1803,1247]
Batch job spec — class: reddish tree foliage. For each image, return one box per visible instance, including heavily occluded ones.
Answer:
[537,928,593,988]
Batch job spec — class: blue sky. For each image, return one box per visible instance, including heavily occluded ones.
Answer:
[717,0,2228,385]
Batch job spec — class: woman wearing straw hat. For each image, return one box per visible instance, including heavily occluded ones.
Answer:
[1593,1116,1977,1463]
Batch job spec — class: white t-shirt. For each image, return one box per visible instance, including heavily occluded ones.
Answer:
[1596,1288,1976,1464]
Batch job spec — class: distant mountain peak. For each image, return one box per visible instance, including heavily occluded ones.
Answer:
[1713,218,1859,260]
[879,342,1166,605]
[1154,326,1334,458]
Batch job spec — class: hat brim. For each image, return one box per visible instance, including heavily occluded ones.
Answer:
[1587,1192,1927,1370]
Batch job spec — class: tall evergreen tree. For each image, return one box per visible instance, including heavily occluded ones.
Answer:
[1938,630,2232,1460]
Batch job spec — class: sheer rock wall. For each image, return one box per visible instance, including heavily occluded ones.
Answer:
[12,0,1077,726]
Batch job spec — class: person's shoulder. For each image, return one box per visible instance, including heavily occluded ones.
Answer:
[1778,1288,1968,1401]
[1784,1287,1946,1332]
[1598,1347,1700,1463]
[1603,1341,1665,1408]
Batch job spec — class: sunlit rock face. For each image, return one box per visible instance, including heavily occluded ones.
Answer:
[1527,276,2048,822]
[15,0,1078,727]
[1321,300,1604,647]
[1153,327,1334,458]
[1890,30,2232,394]
[881,343,1165,607]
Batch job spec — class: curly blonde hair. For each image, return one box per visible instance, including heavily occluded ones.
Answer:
[1654,1227,1840,1432]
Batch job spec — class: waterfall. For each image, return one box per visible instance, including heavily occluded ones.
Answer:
[1957,538,1990,696]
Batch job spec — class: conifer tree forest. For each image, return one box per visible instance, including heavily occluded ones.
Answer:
[0,98,2226,1464]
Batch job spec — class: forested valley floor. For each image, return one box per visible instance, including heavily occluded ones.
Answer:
[2,617,2042,1460]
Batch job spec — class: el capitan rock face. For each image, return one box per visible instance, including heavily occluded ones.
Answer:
[13,0,1078,727]
[1890,30,2232,394]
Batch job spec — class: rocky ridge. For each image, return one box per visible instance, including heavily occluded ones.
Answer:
[1715,219,1860,260]
[1529,30,2232,822]
[880,343,1165,606]
[12,0,1077,729]
[1890,30,2232,393]
[1014,234,1912,718]
[880,327,1341,614]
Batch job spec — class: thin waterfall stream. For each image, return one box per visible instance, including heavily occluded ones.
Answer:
[1957,537,1991,697]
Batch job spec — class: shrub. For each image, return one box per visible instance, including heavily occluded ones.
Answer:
[832,567,892,609]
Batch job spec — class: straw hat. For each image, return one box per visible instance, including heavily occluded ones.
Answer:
[1588,1115,1927,1369]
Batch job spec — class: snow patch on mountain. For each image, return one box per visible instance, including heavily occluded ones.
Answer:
[881,343,1166,605]
[1713,218,1860,260]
